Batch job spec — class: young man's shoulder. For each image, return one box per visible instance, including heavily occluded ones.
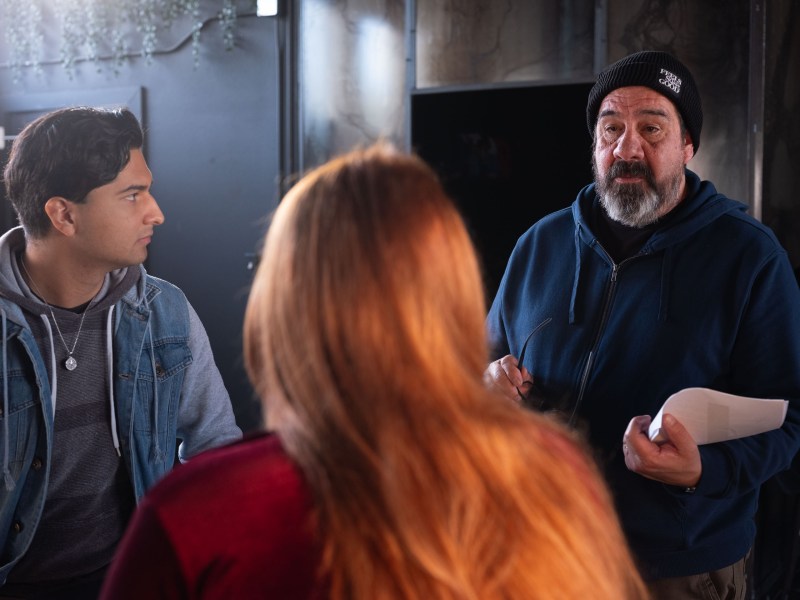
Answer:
[125,271,189,309]
[141,272,186,297]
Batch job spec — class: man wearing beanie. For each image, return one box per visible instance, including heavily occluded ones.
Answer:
[485,50,800,599]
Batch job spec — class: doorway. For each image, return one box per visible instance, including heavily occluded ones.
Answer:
[411,82,594,301]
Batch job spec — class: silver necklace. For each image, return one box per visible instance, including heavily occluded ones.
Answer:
[20,258,95,372]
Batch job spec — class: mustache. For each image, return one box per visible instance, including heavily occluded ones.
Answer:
[607,160,654,181]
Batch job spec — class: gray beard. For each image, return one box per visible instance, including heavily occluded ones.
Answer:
[593,159,683,228]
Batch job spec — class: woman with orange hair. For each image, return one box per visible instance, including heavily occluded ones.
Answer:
[100,144,649,599]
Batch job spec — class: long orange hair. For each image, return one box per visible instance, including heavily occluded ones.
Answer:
[244,144,649,599]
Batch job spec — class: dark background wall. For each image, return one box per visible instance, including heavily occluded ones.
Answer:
[411,82,594,300]
[0,7,282,432]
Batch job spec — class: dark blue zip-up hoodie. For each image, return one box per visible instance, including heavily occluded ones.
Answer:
[487,169,800,579]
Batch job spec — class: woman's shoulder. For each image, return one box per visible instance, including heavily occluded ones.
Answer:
[146,432,310,520]
[137,435,323,597]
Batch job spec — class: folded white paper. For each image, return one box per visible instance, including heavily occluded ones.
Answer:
[648,387,788,445]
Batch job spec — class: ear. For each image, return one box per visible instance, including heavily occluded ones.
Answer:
[43,197,78,237]
[683,134,694,164]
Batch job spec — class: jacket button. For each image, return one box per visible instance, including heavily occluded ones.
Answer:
[155,365,166,378]
[12,521,22,533]
[31,458,43,470]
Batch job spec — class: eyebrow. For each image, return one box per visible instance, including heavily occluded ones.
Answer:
[117,184,150,195]
[598,107,671,120]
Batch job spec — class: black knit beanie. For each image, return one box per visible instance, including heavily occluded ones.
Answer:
[586,51,703,153]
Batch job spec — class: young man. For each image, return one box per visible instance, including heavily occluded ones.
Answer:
[0,106,241,598]
[485,51,800,599]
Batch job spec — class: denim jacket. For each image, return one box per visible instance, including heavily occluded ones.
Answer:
[0,266,241,584]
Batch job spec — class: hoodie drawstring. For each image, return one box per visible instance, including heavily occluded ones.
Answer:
[39,315,57,413]
[571,227,673,324]
[657,248,673,322]
[106,306,121,457]
[2,311,13,491]
[569,228,585,324]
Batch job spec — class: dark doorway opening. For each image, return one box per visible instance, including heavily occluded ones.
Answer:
[411,82,594,301]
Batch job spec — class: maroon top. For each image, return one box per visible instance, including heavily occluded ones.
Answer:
[100,433,324,599]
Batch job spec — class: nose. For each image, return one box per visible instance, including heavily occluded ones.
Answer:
[146,194,165,226]
[613,128,645,162]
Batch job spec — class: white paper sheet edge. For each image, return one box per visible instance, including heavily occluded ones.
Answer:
[648,387,788,445]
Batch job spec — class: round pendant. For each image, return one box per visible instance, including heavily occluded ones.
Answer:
[65,356,78,371]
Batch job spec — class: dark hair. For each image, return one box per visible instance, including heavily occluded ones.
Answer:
[3,106,144,238]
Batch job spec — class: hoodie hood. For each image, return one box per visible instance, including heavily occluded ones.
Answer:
[573,169,748,251]
[0,227,140,316]
[568,169,749,324]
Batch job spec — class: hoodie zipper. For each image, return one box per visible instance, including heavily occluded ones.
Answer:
[569,245,642,426]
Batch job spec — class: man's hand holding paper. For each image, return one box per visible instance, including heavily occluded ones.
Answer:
[623,413,702,489]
